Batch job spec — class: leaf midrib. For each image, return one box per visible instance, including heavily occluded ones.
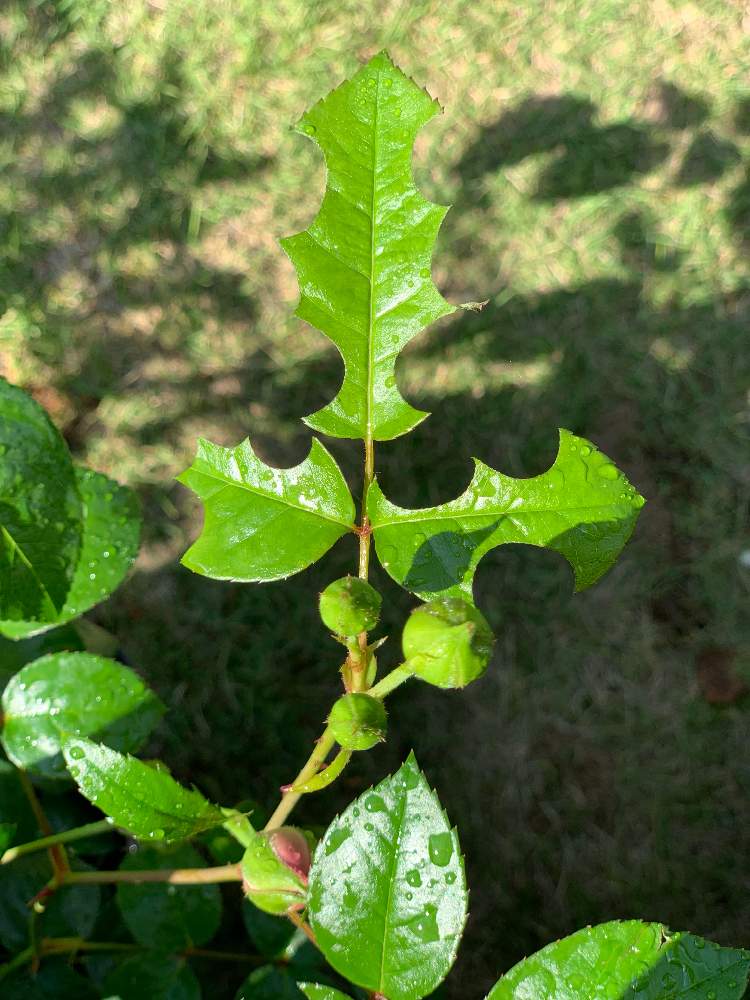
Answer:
[377,779,408,992]
[373,501,637,529]
[0,523,58,613]
[366,64,381,444]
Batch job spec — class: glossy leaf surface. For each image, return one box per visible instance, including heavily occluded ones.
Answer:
[103,953,200,1000]
[282,51,455,441]
[57,466,141,621]
[370,429,645,598]
[178,438,355,581]
[0,466,141,640]
[486,920,750,999]
[307,752,466,1000]
[1,651,164,779]
[62,736,225,842]
[298,986,352,1000]
[0,378,81,623]
[117,843,222,950]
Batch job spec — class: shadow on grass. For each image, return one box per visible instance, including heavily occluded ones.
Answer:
[2,27,750,995]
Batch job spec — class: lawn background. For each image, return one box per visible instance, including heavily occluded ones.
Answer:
[1,1,749,996]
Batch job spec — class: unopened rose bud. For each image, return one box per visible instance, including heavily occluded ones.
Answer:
[241,826,314,915]
[402,597,494,689]
[319,576,382,636]
[328,692,387,750]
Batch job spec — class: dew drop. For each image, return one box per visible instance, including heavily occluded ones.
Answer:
[68,745,85,760]
[407,903,439,943]
[384,375,397,388]
[325,827,352,855]
[150,828,165,840]
[406,868,422,888]
[580,445,592,456]
[365,794,386,813]
[428,832,454,867]
[445,871,456,884]
[598,463,619,480]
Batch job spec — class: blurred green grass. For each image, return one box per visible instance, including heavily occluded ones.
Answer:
[1,1,750,996]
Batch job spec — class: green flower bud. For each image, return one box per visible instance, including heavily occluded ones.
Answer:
[319,576,381,636]
[402,597,494,689]
[241,826,313,915]
[328,693,387,750]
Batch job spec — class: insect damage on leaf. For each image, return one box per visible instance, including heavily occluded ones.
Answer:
[369,429,645,599]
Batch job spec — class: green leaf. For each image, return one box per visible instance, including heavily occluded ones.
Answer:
[282,50,455,441]
[0,624,83,688]
[485,920,750,999]
[0,855,100,951]
[242,898,297,958]
[370,429,645,598]
[116,843,222,950]
[2,652,164,779]
[235,966,305,1000]
[178,437,355,581]
[62,736,225,842]
[0,467,141,640]
[0,821,16,852]
[103,953,200,1000]
[0,760,39,846]
[0,378,81,623]
[307,752,466,1000]
[298,986,352,1000]
[2,959,99,999]
[58,466,141,621]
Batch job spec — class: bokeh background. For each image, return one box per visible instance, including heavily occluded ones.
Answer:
[2,2,749,996]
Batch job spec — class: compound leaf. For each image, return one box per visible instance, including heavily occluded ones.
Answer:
[1,652,164,779]
[117,843,222,950]
[0,854,100,952]
[3,958,99,999]
[178,437,355,581]
[62,736,225,842]
[307,752,466,1000]
[282,50,455,441]
[486,920,750,999]
[370,429,645,598]
[0,378,81,624]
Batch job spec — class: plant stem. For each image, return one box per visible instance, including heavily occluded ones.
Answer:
[17,769,69,880]
[287,907,317,947]
[61,863,242,885]
[264,725,337,830]
[368,663,413,700]
[358,436,375,580]
[0,938,269,981]
[2,820,113,865]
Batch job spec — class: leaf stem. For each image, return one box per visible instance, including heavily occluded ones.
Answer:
[264,725,337,830]
[17,769,69,880]
[1,820,113,865]
[60,863,242,885]
[287,907,317,947]
[368,663,414,700]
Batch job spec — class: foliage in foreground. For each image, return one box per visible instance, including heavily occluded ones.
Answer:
[0,51,747,999]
